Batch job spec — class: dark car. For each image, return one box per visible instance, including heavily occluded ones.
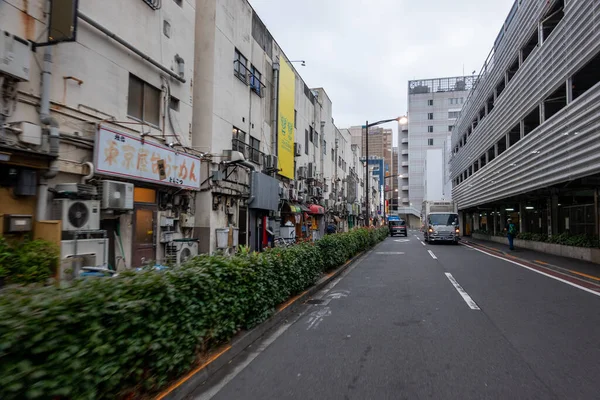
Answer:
[389,219,407,237]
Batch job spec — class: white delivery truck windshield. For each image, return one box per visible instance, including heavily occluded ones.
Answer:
[429,213,459,226]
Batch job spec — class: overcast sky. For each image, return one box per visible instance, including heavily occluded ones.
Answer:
[250,0,515,144]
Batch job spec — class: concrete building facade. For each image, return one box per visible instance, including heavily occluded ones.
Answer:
[451,0,600,238]
[403,76,474,224]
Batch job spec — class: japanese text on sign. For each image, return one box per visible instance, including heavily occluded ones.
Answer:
[95,127,201,189]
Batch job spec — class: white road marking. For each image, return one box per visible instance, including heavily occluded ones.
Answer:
[445,273,481,310]
[421,242,426,246]
[326,290,350,299]
[306,306,332,330]
[463,244,600,298]
[394,239,411,243]
[376,251,405,255]
[428,250,437,259]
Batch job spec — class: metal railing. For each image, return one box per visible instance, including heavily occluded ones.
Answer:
[232,139,264,165]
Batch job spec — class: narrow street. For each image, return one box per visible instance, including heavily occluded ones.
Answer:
[194,232,600,400]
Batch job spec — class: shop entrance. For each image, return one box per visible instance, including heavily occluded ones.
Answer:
[132,187,157,267]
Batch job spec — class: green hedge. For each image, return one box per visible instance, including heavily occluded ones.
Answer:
[0,226,387,399]
[0,238,59,285]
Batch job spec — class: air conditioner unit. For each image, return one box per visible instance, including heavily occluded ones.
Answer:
[308,162,316,179]
[265,154,278,169]
[297,181,305,193]
[280,185,289,200]
[101,180,134,210]
[176,240,199,266]
[311,187,319,197]
[53,199,100,231]
[294,143,302,157]
[289,189,298,201]
[297,166,307,180]
[0,30,31,81]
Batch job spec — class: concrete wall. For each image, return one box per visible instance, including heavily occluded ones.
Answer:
[424,148,444,201]
[472,233,600,265]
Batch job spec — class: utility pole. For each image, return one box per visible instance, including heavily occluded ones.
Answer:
[365,120,369,226]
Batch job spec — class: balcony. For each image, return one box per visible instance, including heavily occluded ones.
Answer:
[401,185,409,191]
[401,149,409,155]
[401,161,409,167]
[401,138,409,144]
[232,139,264,165]
[233,60,250,85]
[401,198,409,203]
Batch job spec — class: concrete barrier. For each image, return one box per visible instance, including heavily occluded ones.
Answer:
[471,233,600,265]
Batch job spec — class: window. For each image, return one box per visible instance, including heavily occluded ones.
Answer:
[314,131,319,148]
[508,123,521,147]
[448,125,454,132]
[309,126,314,143]
[169,96,180,111]
[250,66,262,95]
[541,0,564,42]
[234,49,248,82]
[323,140,327,154]
[427,138,434,146]
[521,30,539,64]
[427,99,433,106]
[305,129,309,154]
[294,109,297,127]
[572,50,600,101]
[427,126,433,133]
[331,148,334,161]
[523,106,540,136]
[448,111,460,119]
[249,136,261,164]
[127,74,160,126]
[173,0,183,6]
[232,127,246,153]
[544,83,567,120]
[427,113,434,120]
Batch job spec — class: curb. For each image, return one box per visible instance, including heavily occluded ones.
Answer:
[157,247,372,400]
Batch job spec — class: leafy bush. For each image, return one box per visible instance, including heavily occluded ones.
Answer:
[0,238,59,285]
[0,227,387,399]
[516,231,597,248]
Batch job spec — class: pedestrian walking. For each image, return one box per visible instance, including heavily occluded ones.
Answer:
[506,218,517,250]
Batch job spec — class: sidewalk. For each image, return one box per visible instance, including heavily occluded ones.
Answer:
[462,236,600,285]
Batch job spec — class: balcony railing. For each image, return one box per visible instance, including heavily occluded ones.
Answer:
[233,60,250,85]
[142,0,161,10]
[250,74,267,98]
[232,139,264,165]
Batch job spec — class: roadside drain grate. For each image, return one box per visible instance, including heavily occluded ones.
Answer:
[306,298,331,305]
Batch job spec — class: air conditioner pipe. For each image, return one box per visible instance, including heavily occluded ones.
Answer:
[81,161,95,183]
[223,159,256,205]
[37,47,61,221]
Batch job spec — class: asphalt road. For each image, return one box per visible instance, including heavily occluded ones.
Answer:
[194,232,600,400]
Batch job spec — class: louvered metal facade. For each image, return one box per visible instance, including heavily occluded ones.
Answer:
[450,0,600,210]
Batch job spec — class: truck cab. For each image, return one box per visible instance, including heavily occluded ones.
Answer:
[424,212,460,243]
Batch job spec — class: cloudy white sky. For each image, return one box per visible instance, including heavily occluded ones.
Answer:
[250,0,515,143]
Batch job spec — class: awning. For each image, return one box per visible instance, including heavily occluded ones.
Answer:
[298,203,311,212]
[282,201,302,214]
[308,204,325,215]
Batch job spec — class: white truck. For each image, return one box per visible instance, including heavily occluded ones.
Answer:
[421,201,460,243]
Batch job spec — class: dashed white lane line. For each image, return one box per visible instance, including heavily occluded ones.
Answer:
[428,250,437,259]
[445,273,481,310]
[421,242,426,246]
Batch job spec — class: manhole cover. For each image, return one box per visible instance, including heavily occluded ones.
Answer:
[306,298,331,305]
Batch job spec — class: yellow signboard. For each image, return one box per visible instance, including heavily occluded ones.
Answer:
[277,59,295,179]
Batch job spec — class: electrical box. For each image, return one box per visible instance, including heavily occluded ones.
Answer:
[160,215,174,227]
[15,122,42,146]
[180,213,195,228]
[0,31,31,81]
[3,214,32,233]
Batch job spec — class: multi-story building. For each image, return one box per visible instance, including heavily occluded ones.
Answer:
[0,0,363,271]
[402,76,475,226]
[451,0,600,238]
[1,0,197,270]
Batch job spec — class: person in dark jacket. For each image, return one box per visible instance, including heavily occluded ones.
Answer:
[506,218,517,250]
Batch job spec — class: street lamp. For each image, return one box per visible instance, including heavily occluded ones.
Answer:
[363,116,407,226]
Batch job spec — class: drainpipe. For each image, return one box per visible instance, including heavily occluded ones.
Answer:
[81,161,95,183]
[37,46,61,221]
[271,59,280,158]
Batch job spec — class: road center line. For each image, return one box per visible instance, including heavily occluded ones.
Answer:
[463,244,600,297]
[428,250,437,259]
[445,273,480,310]
[421,242,426,246]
